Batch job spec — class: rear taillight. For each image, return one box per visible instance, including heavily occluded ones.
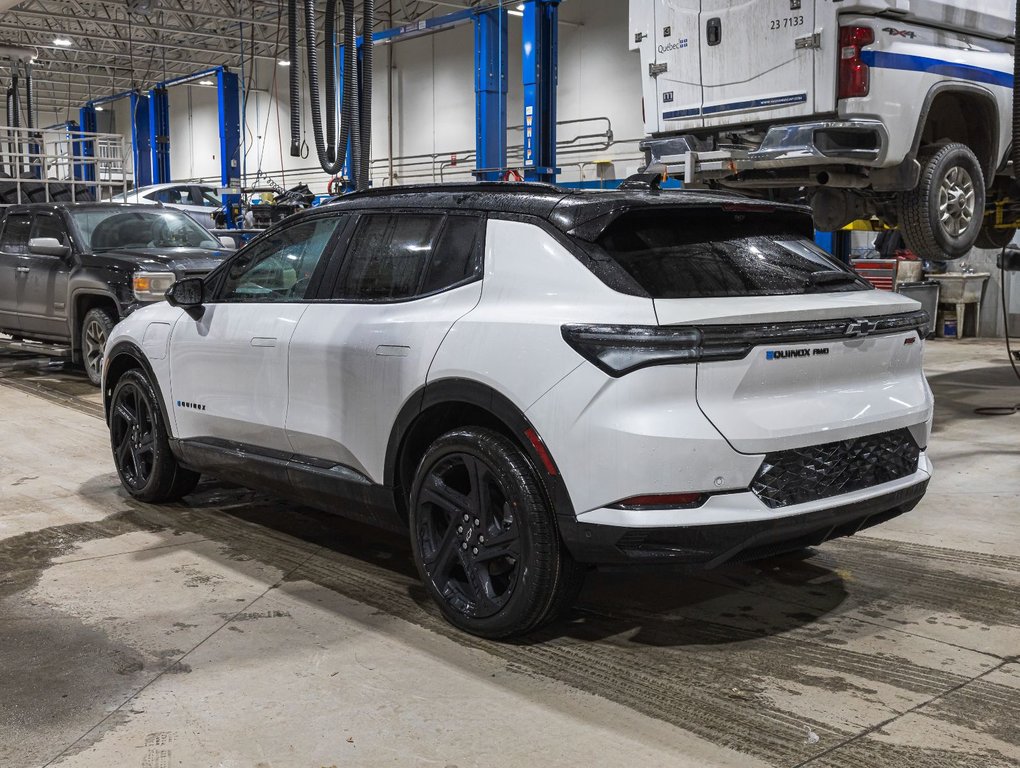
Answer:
[561,324,749,377]
[838,25,874,99]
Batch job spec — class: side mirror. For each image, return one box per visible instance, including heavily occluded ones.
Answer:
[218,235,237,250]
[28,237,70,257]
[166,276,206,320]
[998,244,1020,272]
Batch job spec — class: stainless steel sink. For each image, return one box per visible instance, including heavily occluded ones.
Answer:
[928,273,988,304]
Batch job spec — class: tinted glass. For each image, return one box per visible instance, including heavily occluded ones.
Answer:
[32,214,68,245]
[1,214,32,254]
[335,213,444,301]
[70,209,219,251]
[589,209,869,298]
[153,187,187,204]
[198,189,222,207]
[219,216,341,302]
[421,216,483,294]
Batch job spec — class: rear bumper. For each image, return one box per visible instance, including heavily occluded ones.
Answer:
[643,119,888,176]
[559,466,930,567]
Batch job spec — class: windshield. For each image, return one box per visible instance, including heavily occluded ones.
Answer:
[71,208,220,252]
[587,208,871,298]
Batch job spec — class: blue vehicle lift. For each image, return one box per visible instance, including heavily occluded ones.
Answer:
[521,0,560,182]
[80,90,153,189]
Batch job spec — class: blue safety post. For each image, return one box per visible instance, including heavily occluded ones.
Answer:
[130,92,152,188]
[521,0,560,182]
[148,86,170,184]
[217,69,242,222]
[473,7,508,181]
[77,105,97,188]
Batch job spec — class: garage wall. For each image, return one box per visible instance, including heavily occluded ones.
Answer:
[131,0,646,193]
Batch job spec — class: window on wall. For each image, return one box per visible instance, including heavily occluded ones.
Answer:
[218,216,343,302]
[333,213,483,301]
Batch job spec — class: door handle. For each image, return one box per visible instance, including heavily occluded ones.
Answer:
[376,345,411,357]
[706,17,722,46]
[250,336,277,347]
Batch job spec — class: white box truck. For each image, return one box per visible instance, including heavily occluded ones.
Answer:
[630,0,1019,259]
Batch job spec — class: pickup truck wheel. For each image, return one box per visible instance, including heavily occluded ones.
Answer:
[109,368,200,502]
[898,142,986,261]
[409,427,584,639]
[81,308,115,386]
[975,224,1016,250]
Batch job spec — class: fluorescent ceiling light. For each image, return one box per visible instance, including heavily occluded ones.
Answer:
[198,79,214,86]
[508,9,523,16]
[278,59,290,67]
[94,106,103,111]
[516,3,525,8]
[53,37,72,47]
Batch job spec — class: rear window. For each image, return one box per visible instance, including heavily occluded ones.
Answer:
[587,209,870,298]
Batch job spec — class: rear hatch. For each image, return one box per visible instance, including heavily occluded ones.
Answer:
[582,205,931,455]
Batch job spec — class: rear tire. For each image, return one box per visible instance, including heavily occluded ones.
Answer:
[409,427,584,639]
[974,224,1016,250]
[898,142,986,261]
[109,369,199,502]
[81,307,116,386]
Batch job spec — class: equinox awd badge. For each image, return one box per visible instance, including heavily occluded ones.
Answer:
[766,348,831,360]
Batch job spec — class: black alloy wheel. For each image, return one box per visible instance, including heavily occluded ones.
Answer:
[417,451,523,619]
[109,369,200,502]
[410,427,585,638]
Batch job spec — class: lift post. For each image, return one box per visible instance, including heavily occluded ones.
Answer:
[148,86,170,184]
[77,104,97,187]
[521,0,560,183]
[473,7,508,181]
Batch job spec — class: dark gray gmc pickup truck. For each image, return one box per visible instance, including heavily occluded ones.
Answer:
[0,203,231,385]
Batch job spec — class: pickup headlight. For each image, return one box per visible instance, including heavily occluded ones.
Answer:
[133,271,177,302]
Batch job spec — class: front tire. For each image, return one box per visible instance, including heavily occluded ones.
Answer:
[81,307,116,386]
[409,427,583,639]
[109,369,199,502]
[898,142,986,261]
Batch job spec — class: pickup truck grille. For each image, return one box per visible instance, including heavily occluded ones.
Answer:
[751,429,921,509]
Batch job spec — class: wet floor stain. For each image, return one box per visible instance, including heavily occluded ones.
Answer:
[2,349,1019,767]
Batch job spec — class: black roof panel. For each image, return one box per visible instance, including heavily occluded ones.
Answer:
[320,182,811,239]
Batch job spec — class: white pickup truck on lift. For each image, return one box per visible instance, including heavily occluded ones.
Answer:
[630,0,1019,259]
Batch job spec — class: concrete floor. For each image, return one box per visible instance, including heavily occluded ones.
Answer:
[1,338,1018,768]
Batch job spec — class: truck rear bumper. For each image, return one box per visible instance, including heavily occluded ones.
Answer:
[643,120,889,180]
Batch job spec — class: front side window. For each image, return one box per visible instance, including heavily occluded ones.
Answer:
[586,208,870,298]
[1,213,32,254]
[197,188,223,207]
[31,214,69,246]
[218,216,342,303]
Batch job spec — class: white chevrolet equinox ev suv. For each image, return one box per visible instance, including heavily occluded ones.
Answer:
[102,182,934,638]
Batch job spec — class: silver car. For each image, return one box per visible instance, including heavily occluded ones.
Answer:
[108,183,222,229]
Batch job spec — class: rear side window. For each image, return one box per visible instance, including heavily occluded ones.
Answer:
[1,213,31,254]
[335,213,483,301]
[588,209,870,298]
[421,215,484,294]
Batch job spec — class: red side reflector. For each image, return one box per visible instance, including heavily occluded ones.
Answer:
[524,427,558,476]
[904,337,917,345]
[611,492,705,510]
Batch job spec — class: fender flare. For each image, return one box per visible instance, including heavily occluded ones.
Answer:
[908,82,1001,184]
[384,377,578,522]
[103,340,172,432]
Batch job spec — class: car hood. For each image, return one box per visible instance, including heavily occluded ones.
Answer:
[96,247,229,274]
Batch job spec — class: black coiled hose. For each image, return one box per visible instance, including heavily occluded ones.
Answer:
[288,0,301,157]
[24,60,33,129]
[1014,0,1020,178]
[358,0,374,190]
[302,0,353,176]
